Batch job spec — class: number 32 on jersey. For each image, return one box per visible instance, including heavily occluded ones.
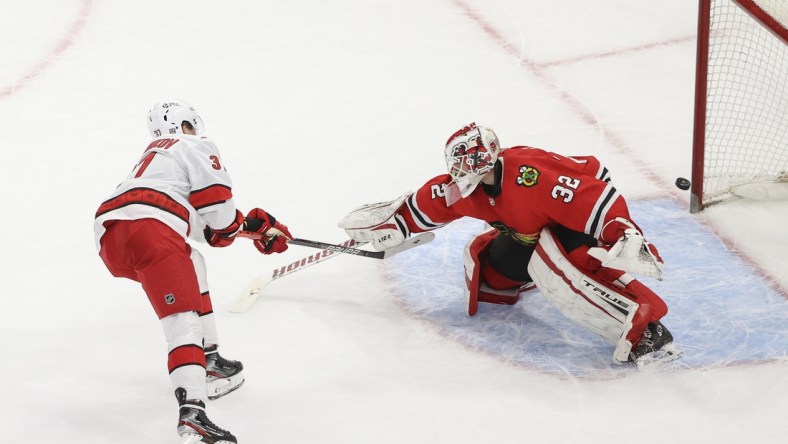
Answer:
[551,175,581,203]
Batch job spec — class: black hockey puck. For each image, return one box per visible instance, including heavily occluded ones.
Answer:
[675,177,691,190]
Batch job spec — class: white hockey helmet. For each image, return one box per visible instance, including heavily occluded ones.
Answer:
[147,99,205,138]
[444,122,501,200]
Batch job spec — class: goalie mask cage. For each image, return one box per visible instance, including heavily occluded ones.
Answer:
[691,0,788,212]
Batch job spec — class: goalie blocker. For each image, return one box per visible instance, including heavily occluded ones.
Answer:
[465,226,679,365]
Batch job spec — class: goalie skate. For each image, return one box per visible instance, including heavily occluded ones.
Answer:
[629,322,683,369]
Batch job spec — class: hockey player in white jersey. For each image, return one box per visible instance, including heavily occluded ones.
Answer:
[95,100,292,443]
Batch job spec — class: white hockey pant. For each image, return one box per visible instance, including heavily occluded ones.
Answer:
[527,227,638,364]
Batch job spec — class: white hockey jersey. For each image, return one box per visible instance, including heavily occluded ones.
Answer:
[94,134,239,251]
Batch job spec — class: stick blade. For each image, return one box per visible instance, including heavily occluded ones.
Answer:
[381,232,436,258]
[229,275,271,313]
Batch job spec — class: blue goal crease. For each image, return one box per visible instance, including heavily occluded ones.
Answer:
[384,199,788,378]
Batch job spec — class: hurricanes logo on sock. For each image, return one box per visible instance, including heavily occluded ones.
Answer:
[164,293,175,304]
[516,165,540,187]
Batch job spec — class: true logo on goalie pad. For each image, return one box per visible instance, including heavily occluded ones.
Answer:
[580,278,632,313]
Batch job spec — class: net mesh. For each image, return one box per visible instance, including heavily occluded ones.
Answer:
[702,0,788,206]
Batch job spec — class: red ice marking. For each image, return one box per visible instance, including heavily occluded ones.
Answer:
[0,0,94,100]
[450,0,677,194]
[450,0,788,299]
[538,35,696,68]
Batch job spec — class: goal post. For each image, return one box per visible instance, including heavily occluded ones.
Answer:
[691,0,788,212]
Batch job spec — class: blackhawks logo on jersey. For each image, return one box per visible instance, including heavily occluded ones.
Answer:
[489,221,539,246]
[516,165,540,187]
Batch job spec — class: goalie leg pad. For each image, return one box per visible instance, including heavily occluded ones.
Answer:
[528,228,640,363]
[618,279,668,344]
[562,237,669,346]
[464,230,532,316]
[464,229,495,316]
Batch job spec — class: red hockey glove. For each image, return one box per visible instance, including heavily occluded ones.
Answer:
[243,208,292,254]
[203,210,244,247]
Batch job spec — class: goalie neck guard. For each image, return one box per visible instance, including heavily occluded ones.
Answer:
[444,122,501,205]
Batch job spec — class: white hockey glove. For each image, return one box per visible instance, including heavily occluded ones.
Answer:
[588,228,664,281]
[338,194,411,251]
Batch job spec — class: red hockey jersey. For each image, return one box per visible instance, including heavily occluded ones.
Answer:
[399,147,635,246]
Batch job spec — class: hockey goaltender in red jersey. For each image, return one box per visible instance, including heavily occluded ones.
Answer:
[339,123,682,368]
[94,99,291,443]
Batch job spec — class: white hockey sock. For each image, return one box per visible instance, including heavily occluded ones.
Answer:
[162,311,207,402]
[201,312,219,348]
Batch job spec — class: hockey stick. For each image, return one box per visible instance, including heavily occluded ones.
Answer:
[237,231,435,259]
[229,232,435,313]
[229,238,361,313]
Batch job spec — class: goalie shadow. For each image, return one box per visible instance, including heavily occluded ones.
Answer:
[383,200,788,379]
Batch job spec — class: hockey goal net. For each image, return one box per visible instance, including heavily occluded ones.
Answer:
[691,0,788,212]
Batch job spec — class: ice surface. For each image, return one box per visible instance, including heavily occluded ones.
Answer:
[386,200,788,378]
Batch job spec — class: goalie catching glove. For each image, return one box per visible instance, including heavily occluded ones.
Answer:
[243,208,292,254]
[588,218,664,280]
[338,194,411,251]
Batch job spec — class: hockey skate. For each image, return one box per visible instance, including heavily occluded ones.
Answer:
[205,345,245,400]
[629,321,683,369]
[175,388,237,444]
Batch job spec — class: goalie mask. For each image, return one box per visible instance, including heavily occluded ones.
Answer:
[147,99,205,138]
[444,122,501,204]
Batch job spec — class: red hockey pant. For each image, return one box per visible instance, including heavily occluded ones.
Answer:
[98,219,203,319]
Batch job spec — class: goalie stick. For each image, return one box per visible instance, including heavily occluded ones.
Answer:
[230,232,436,313]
